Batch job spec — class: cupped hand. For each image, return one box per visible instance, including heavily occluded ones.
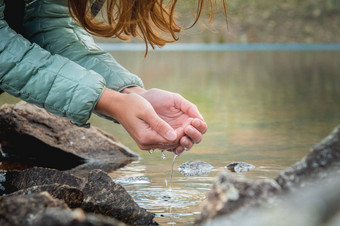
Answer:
[95,88,180,150]
[138,88,208,155]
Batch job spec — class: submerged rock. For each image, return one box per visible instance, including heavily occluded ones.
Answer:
[194,171,281,225]
[0,101,139,175]
[225,162,255,173]
[178,161,214,176]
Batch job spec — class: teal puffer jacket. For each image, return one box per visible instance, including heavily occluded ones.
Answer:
[0,0,144,127]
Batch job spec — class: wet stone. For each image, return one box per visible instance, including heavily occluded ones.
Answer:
[81,169,158,225]
[225,162,256,173]
[178,161,214,176]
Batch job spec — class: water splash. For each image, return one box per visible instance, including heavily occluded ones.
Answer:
[161,150,166,159]
[169,154,178,191]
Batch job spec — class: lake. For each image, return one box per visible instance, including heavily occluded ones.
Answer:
[1,48,340,225]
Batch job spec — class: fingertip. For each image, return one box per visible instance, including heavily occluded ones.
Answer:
[175,146,184,155]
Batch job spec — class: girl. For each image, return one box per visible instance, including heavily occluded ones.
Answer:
[0,0,221,155]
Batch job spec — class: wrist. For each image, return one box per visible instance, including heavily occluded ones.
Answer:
[95,88,125,120]
[121,86,146,94]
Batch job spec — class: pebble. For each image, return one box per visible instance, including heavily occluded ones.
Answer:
[178,161,214,176]
[225,161,256,173]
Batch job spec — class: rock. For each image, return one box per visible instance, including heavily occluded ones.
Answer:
[31,208,126,226]
[0,192,70,226]
[82,169,158,225]
[178,161,214,176]
[225,162,255,173]
[3,184,84,208]
[1,167,158,225]
[276,125,340,191]
[0,101,139,175]
[196,125,340,225]
[206,173,340,226]
[194,171,281,225]
[2,167,84,194]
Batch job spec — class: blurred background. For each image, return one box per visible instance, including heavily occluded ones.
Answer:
[95,0,340,44]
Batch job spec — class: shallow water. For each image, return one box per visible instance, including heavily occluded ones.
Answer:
[1,50,340,225]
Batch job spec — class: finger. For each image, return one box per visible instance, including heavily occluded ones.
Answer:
[174,146,184,156]
[184,125,202,144]
[175,94,204,121]
[180,136,194,150]
[191,118,208,134]
[143,108,177,142]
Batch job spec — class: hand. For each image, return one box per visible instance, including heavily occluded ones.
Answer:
[123,87,208,155]
[95,88,179,150]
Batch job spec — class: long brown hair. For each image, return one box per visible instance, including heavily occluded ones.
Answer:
[68,0,227,54]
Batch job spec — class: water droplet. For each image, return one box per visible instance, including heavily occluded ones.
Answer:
[149,150,154,154]
[164,178,168,187]
[161,150,166,159]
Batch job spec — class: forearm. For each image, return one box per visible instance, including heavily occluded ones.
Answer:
[0,12,105,127]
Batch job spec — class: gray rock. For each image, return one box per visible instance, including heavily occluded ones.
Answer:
[3,184,84,208]
[178,161,214,176]
[196,125,340,225]
[276,125,340,191]
[0,101,139,175]
[0,192,70,226]
[225,162,256,173]
[32,208,126,226]
[207,173,340,226]
[82,169,158,225]
[195,171,281,225]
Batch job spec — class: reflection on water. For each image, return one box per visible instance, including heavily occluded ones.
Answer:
[1,50,340,225]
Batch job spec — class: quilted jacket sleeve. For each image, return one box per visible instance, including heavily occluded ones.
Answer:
[23,0,144,92]
[0,1,106,127]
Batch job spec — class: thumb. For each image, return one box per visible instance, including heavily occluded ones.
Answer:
[175,95,204,121]
[145,111,177,142]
